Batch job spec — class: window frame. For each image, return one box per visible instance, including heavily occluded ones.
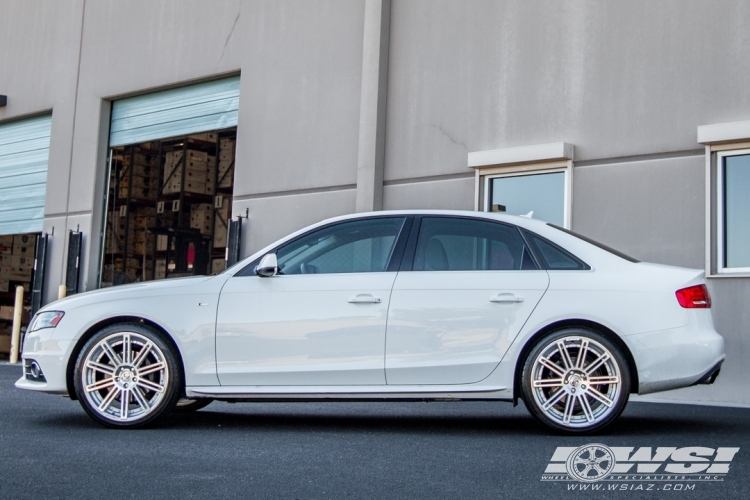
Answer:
[474,159,573,229]
[236,215,413,277]
[713,147,750,275]
[400,215,545,272]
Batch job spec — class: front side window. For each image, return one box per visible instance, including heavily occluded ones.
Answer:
[718,150,750,272]
[275,217,406,275]
[412,217,537,271]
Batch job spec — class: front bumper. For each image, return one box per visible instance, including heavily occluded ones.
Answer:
[14,327,73,395]
[624,319,725,395]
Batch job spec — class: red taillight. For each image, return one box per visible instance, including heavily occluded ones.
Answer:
[675,284,711,308]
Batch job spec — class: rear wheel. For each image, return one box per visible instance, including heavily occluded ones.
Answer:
[521,328,631,434]
[73,323,182,429]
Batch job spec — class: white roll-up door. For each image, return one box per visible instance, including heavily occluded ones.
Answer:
[0,114,51,235]
[109,76,240,147]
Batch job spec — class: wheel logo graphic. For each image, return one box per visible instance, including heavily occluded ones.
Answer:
[566,444,616,482]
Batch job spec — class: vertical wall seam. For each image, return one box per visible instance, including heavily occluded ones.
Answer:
[61,0,87,281]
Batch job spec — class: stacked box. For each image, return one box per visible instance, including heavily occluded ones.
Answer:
[0,235,13,255]
[213,196,232,248]
[190,203,213,235]
[191,132,218,143]
[155,259,167,280]
[211,258,226,274]
[156,234,169,252]
[163,149,213,194]
[13,234,35,257]
[218,138,235,188]
[9,256,33,281]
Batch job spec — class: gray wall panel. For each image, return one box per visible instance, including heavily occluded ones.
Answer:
[385,0,750,181]
[235,0,365,196]
[572,156,705,269]
[383,177,474,211]
[234,189,357,257]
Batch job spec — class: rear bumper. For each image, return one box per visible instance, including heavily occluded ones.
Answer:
[624,321,725,395]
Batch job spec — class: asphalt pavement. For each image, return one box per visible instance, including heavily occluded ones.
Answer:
[1,363,749,499]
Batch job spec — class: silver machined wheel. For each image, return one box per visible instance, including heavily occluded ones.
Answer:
[529,336,622,428]
[81,331,170,423]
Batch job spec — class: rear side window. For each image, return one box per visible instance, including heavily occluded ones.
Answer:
[522,230,590,270]
[412,217,538,271]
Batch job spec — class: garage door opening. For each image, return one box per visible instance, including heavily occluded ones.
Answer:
[100,76,239,287]
[0,233,39,357]
[101,130,236,286]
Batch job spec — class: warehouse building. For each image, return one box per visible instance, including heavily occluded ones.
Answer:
[1,0,749,406]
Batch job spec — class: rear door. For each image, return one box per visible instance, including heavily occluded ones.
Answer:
[385,216,549,385]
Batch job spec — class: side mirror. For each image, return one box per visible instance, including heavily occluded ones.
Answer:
[255,253,279,277]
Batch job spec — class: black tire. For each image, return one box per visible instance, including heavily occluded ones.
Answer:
[520,328,631,434]
[73,323,183,429]
[172,398,213,413]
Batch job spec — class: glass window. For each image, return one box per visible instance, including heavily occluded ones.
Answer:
[523,230,590,270]
[722,153,750,270]
[275,217,405,274]
[489,172,565,226]
[412,217,537,271]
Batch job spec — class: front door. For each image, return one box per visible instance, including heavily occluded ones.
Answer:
[385,216,549,385]
[216,217,408,386]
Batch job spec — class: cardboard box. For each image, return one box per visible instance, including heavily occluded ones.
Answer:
[155,259,167,280]
[0,335,11,354]
[191,132,218,142]
[134,241,154,255]
[0,235,13,255]
[213,215,228,248]
[212,258,226,274]
[0,305,29,323]
[156,234,169,252]
[13,234,36,256]
[0,278,8,293]
[184,180,207,195]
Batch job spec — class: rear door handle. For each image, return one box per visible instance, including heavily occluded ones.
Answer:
[348,294,382,304]
[490,293,524,303]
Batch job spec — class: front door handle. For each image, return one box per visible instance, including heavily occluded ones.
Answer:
[348,294,382,304]
[490,293,524,303]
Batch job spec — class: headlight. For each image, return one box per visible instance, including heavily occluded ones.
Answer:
[29,311,65,332]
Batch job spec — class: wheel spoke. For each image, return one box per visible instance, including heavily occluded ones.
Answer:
[101,341,122,365]
[532,378,563,388]
[562,395,575,424]
[585,352,610,375]
[138,361,166,377]
[556,341,574,370]
[576,339,589,369]
[132,387,151,413]
[538,356,566,377]
[579,394,595,422]
[586,386,615,407]
[132,341,154,368]
[120,389,129,419]
[589,375,619,385]
[137,378,165,393]
[122,334,132,365]
[542,389,566,411]
[98,387,119,411]
[85,378,115,393]
[85,361,115,376]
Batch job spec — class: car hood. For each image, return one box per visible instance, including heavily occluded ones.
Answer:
[38,275,218,314]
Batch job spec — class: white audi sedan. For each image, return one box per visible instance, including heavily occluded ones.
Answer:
[16,210,724,433]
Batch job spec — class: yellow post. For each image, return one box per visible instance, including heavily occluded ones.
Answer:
[58,284,67,300]
[9,285,24,364]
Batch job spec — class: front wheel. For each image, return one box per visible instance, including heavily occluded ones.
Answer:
[173,398,213,413]
[73,323,183,429]
[521,328,631,434]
